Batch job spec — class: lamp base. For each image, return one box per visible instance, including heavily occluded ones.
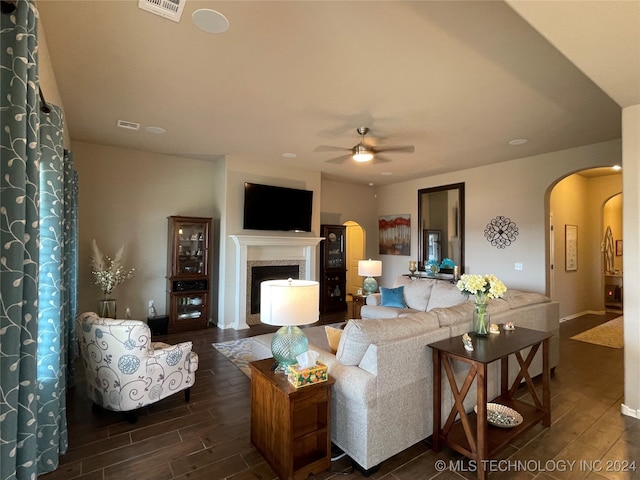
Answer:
[271,325,309,373]
[362,276,378,295]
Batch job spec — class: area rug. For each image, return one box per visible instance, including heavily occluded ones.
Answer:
[212,338,255,376]
[570,316,624,348]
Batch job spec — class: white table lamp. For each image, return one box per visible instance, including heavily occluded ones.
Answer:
[260,278,319,372]
[358,259,382,295]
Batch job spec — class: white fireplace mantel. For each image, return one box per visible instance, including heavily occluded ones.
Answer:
[229,234,324,329]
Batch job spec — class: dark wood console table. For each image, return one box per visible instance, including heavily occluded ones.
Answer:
[429,326,552,480]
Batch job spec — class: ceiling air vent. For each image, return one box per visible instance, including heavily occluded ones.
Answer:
[117,120,140,131]
[138,0,185,22]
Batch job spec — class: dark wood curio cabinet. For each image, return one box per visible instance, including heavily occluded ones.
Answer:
[167,216,211,333]
[319,224,347,313]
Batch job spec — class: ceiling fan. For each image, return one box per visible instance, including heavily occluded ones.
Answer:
[316,127,415,165]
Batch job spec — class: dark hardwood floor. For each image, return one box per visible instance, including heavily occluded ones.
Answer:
[40,310,640,480]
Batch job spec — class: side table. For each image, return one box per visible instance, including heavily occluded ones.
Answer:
[429,326,552,480]
[351,293,367,319]
[249,358,335,480]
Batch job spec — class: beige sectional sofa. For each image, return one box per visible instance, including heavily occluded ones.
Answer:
[251,275,559,473]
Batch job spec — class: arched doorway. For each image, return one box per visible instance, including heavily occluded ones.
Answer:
[344,221,365,295]
[547,168,622,319]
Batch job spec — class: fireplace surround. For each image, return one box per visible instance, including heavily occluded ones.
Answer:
[229,235,324,329]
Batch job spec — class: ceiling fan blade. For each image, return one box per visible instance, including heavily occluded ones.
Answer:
[374,145,415,154]
[325,154,353,164]
[314,145,352,153]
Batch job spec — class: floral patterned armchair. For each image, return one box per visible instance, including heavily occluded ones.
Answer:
[76,312,198,414]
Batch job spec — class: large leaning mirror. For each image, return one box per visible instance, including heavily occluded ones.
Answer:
[417,183,465,273]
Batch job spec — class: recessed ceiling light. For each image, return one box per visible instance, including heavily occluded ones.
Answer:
[368,182,375,187]
[146,126,166,134]
[613,165,622,170]
[508,138,528,146]
[282,153,297,158]
[192,9,229,33]
[380,171,393,176]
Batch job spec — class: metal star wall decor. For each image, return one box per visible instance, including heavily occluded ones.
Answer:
[484,216,519,249]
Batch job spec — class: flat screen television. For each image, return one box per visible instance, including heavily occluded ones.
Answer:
[243,182,313,232]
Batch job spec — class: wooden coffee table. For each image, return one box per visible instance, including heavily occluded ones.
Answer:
[429,326,552,480]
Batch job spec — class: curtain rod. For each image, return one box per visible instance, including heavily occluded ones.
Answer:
[39,88,51,114]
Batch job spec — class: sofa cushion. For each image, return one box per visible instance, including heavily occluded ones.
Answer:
[397,311,441,330]
[504,289,550,309]
[360,305,414,319]
[426,280,469,311]
[335,313,440,366]
[393,276,433,311]
[487,297,511,315]
[380,286,407,308]
[432,302,475,327]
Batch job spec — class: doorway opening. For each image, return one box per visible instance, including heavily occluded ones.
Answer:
[547,168,622,320]
[344,221,365,296]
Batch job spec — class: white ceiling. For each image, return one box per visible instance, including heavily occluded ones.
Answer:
[37,1,637,186]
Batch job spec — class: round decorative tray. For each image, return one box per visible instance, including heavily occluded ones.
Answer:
[474,403,523,428]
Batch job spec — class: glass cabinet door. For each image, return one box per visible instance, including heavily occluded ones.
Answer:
[324,226,345,270]
[175,292,207,321]
[168,216,210,278]
[177,222,206,275]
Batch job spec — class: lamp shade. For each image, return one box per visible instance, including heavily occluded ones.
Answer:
[260,278,319,326]
[358,259,382,277]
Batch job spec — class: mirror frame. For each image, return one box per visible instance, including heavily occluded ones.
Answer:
[417,182,465,273]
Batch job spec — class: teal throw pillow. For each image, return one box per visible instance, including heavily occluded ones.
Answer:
[380,286,407,308]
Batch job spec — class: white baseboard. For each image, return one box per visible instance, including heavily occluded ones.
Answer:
[559,310,606,323]
[621,404,640,419]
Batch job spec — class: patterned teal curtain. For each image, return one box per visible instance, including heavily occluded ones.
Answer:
[0,1,42,479]
[37,105,77,473]
[1,1,79,478]
[63,150,79,387]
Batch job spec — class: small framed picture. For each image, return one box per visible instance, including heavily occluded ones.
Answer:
[616,240,623,256]
[565,225,578,271]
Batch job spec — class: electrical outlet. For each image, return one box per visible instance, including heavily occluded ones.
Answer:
[515,263,523,271]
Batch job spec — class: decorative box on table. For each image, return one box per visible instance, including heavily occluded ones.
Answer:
[287,362,328,388]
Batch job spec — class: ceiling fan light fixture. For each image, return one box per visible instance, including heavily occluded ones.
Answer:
[353,144,374,162]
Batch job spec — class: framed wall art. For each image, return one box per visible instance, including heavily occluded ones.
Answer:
[565,224,578,271]
[379,214,411,255]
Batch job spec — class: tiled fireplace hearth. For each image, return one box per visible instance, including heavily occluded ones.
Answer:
[230,235,324,329]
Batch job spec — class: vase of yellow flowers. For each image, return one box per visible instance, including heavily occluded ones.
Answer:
[456,274,507,336]
[91,239,135,318]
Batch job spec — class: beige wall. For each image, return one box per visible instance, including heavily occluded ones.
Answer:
[320,178,380,259]
[72,141,222,321]
[375,140,622,295]
[550,173,622,319]
[623,104,640,417]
